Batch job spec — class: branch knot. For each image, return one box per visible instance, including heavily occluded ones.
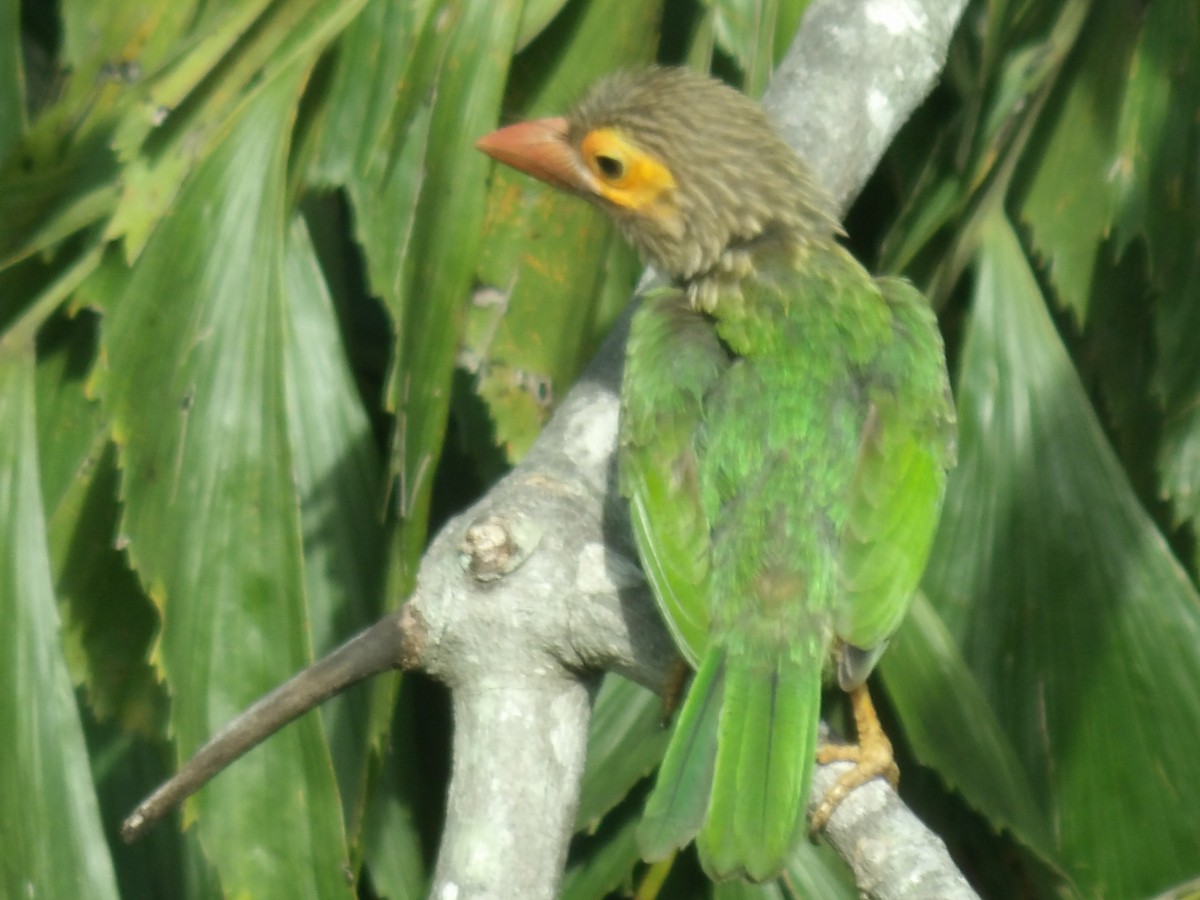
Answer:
[459,513,542,582]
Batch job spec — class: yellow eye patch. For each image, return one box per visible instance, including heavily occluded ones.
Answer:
[580,128,677,216]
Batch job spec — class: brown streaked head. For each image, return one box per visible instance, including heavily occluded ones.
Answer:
[476,67,839,289]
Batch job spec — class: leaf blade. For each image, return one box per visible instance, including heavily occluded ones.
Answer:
[90,62,352,899]
[922,212,1200,897]
[0,340,120,900]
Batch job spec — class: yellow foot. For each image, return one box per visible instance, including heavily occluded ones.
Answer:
[810,683,900,833]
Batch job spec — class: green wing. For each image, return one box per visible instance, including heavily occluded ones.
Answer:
[835,276,957,687]
[630,280,822,878]
[619,288,730,666]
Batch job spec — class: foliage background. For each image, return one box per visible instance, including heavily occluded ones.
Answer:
[2,0,1199,897]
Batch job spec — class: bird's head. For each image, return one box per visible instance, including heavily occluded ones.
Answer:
[477,67,839,297]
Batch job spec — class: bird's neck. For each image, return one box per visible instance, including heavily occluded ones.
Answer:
[685,226,831,314]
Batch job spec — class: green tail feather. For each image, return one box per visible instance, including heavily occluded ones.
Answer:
[638,645,822,883]
[699,647,822,882]
[638,651,725,861]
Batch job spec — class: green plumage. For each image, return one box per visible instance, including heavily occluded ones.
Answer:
[622,242,955,881]
[476,66,956,885]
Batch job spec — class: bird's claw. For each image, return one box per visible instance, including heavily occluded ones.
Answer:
[809,683,899,834]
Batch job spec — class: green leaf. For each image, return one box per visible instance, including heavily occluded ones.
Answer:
[0,159,119,271]
[360,681,429,900]
[39,0,202,174]
[385,0,524,531]
[100,0,278,258]
[281,215,385,832]
[712,878,786,900]
[883,594,1057,862]
[89,62,352,898]
[469,0,659,460]
[561,809,643,900]
[1156,258,1200,535]
[515,0,572,52]
[571,676,858,896]
[1110,0,1200,280]
[922,212,1200,898]
[33,313,108,513]
[60,0,200,92]
[0,339,120,900]
[309,0,524,553]
[106,0,368,260]
[37,314,160,726]
[301,0,456,841]
[350,5,532,701]
[1018,2,1139,322]
[1108,0,1200,536]
[0,0,21,161]
[2,0,366,273]
[5,3,267,268]
[781,840,858,899]
[306,0,437,190]
[706,0,811,95]
[576,676,671,831]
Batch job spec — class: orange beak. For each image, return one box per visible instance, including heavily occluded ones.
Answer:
[476,117,596,195]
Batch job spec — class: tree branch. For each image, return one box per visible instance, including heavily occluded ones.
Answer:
[420,2,975,896]
[123,1,974,897]
[812,729,977,900]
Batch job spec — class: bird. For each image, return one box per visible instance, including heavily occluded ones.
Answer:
[476,67,956,883]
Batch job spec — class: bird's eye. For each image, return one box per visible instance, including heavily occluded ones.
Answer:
[579,128,676,211]
[594,154,625,179]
